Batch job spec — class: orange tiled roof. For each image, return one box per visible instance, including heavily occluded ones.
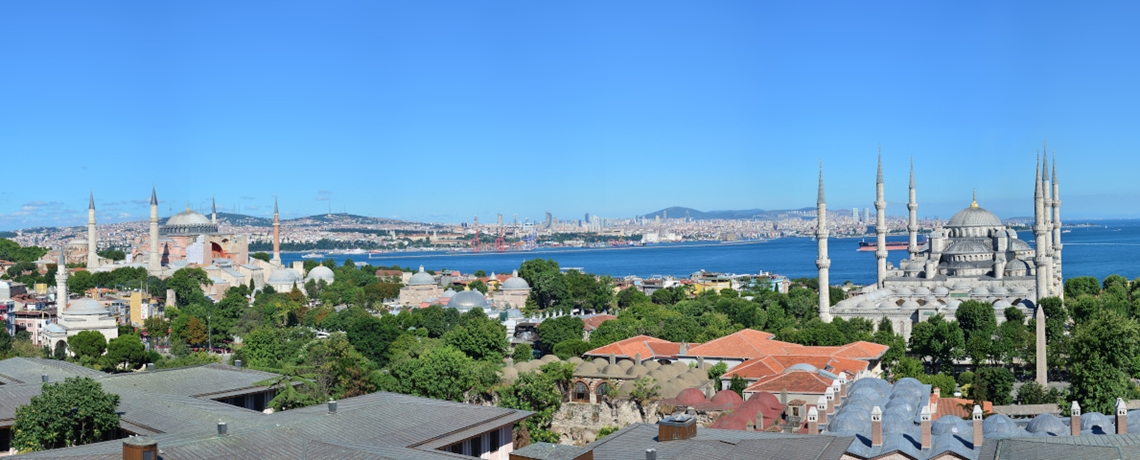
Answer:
[744,370,833,395]
[684,329,794,359]
[584,335,679,359]
[935,397,993,420]
[833,341,890,360]
[723,356,786,379]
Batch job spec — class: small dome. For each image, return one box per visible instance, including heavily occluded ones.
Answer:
[67,238,87,246]
[1010,286,1030,296]
[879,300,897,309]
[626,365,649,377]
[592,357,608,368]
[991,286,1010,296]
[408,266,436,286]
[945,299,962,310]
[1025,413,1067,435]
[901,300,921,310]
[983,414,1023,438]
[567,357,584,364]
[500,367,519,383]
[915,286,932,295]
[993,299,1011,310]
[66,298,109,315]
[894,287,913,296]
[643,360,661,371]
[711,389,743,406]
[600,364,624,377]
[947,205,1003,228]
[971,286,990,296]
[934,286,950,295]
[541,354,561,363]
[618,359,635,370]
[1081,412,1113,432]
[675,388,707,406]
[788,363,818,372]
[305,266,335,284]
[442,288,457,298]
[574,362,597,375]
[858,300,877,309]
[449,290,488,310]
[502,271,530,290]
[932,415,970,435]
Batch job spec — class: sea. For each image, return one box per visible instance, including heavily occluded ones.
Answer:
[280,220,1140,285]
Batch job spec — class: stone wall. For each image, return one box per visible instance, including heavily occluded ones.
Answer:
[550,399,730,445]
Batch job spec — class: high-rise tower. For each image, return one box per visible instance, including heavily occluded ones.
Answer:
[907,158,919,261]
[148,188,160,274]
[1051,154,1063,299]
[816,163,832,322]
[87,192,98,269]
[875,152,887,287]
[272,195,281,265]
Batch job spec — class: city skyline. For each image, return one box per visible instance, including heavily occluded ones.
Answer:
[3,2,1140,229]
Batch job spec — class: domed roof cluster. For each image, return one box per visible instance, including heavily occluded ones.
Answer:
[305,266,335,284]
[161,208,219,236]
[502,355,710,400]
[408,266,436,286]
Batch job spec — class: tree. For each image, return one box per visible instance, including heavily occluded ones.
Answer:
[167,268,212,307]
[617,288,649,309]
[96,249,126,262]
[67,331,107,364]
[497,361,575,443]
[892,357,925,381]
[511,343,533,362]
[535,316,585,354]
[252,252,272,262]
[1068,309,1140,413]
[519,259,568,311]
[442,312,508,362]
[908,314,964,373]
[104,334,147,371]
[296,332,376,400]
[973,367,1014,406]
[707,362,728,381]
[390,345,479,402]
[551,339,592,360]
[12,377,120,452]
[183,317,208,346]
[1065,276,1101,298]
[143,316,169,347]
[873,317,906,372]
[473,270,486,277]
[729,375,748,397]
[467,279,488,294]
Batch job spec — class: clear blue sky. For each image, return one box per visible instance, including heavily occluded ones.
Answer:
[2,1,1139,230]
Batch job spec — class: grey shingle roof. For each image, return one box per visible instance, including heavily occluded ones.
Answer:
[511,442,593,460]
[586,423,854,460]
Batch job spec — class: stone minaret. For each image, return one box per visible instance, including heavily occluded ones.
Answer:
[86,192,98,269]
[875,152,887,287]
[1051,154,1063,299]
[907,158,919,261]
[1035,302,1047,386]
[1041,150,1054,275]
[1033,156,1050,301]
[816,163,832,322]
[272,195,282,265]
[211,196,217,224]
[148,187,160,274]
[55,248,68,307]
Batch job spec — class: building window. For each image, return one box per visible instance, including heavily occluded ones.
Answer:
[471,436,482,456]
[596,383,611,397]
[490,428,501,452]
[573,382,589,401]
[450,443,463,454]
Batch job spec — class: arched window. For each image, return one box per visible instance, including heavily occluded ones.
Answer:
[596,383,611,397]
[573,382,589,401]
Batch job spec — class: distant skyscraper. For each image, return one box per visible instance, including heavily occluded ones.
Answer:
[497,213,503,227]
[852,208,859,222]
[863,208,870,225]
[585,213,589,223]
[544,212,552,228]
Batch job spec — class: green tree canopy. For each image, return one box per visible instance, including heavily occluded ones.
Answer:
[535,316,585,354]
[67,331,107,364]
[12,377,120,452]
[104,334,147,371]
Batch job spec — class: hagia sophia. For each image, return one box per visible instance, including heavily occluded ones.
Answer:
[814,151,1063,341]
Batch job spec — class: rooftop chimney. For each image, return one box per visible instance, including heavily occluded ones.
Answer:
[972,405,983,449]
[831,380,843,408]
[657,413,697,441]
[328,399,338,414]
[122,436,158,460]
[1118,398,1128,435]
[807,406,819,434]
[679,342,688,355]
[645,448,657,460]
[146,363,155,371]
[41,375,48,383]
[1071,401,1081,437]
[634,353,642,364]
[609,353,616,365]
[217,422,227,437]
[920,405,932,450]
[817,396,828,426]
[825,387,835,415]
[871,406,883,447]
[838,373,848,398]
[234,359,242,369]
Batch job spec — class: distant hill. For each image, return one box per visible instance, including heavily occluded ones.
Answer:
[215,212,273,227]
[641,206,817,221]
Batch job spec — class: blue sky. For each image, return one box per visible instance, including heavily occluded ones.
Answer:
[2,2,1139,229]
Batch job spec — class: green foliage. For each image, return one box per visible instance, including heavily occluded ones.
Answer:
[389,345,491,402]
[552,339,592,360]
[873,317,906,372]
[238,326,316,369]
[511,343,533,362]
[1068,309,1140,413]
[892,357,925,381]
[536,315,585,354]
[252,252,272,262]
[596,425,621,440]
[908,314,964,373]
[167,268,212,307]
[473,270,486,277]
[497,361,576,444]
[67,330,107,364]
[96,249,126,261]
[707,362,727,381]
[12,377,120,452]
[973,367,1014,406]
[467,279,488,294]
[153,351,221,369]
[1065,276,1102,298]
[919,373,957,397]
[958,371,975,386]
[104,334,148,371]
[564,270,614,313]
[1017,381,1068,406]
[443,309,509,362]
[519,258,568,311]
[629,376,660,402]
[297,332,377,399]
[729,375,748,398]
[616,287,649,309]
[0,239,49,263]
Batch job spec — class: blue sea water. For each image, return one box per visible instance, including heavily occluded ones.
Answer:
[281,220,1140,285]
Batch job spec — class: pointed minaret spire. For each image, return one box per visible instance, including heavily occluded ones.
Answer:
[874,149,887,286]
[86,192,98,270]
[211,196,217,224]
[150,187,158,205]
[55,246,68,308]
[148,188,160,274]
[88,191,95,210]
[1051,152,1063,299]
[907,157,919,260]
[271,194,282,265]
[1034,154,1050,300]
[816,162,831,322]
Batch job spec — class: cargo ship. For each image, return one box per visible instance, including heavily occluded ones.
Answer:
[858,238,923,252]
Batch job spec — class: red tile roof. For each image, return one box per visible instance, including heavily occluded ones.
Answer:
[584,335,680,359]
[684,329,793,359]
[743,370,834,395]
[582,314,616,332]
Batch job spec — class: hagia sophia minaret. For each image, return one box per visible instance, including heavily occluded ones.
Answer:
[1051,155,1063,299]
[87,192,98,269]
[149,188,160,274]
[874,153,887,287]
[815,163,832,322]
[55,247,68,307]
[907,158,919,261]
[211,196,217,224]
[1034,155,1051,300]
[272,195,281,265]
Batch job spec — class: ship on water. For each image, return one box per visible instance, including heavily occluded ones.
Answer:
[857,237,924,252]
